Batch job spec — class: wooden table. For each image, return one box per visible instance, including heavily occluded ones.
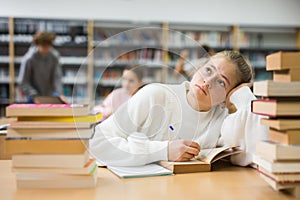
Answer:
[0,160,297,200]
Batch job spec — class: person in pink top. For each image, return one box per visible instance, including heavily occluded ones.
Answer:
[94,65,144,120]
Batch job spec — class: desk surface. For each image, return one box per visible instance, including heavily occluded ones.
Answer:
[0,160,297,200]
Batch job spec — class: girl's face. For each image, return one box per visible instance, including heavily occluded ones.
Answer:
[189,56,239,111]
[122,69,143,95]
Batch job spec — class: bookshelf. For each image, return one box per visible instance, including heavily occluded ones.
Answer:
[91,21,174,104]
[0,18,9,117]
[167,23,233,50]
[0,17,89,106]
[166,23,300,81]
[0,17,299,116]
[238,26,300,81]
[166,23,233,67]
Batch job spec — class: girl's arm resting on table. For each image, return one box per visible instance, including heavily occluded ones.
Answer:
[89,84,169,166]
[90,123,168,166]
[219,86,269,166]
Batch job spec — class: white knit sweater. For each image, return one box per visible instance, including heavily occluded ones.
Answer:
[90,82,268,166]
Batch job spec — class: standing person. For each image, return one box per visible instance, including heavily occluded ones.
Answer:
[19,31,66,103]
[175,44,215,80]
[90,50,268,167]
[94,65,144,120]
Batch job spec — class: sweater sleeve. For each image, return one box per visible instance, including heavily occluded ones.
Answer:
[219,86,269,166]
[89,84,169,166]
[52,52,63,95]
[20,59,38,97]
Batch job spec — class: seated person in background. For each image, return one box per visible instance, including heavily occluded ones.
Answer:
[175,44,215,80]
[94,65,144,120]
[19,31,67,103]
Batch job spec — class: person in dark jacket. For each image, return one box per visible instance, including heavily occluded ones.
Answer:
[19,31,67,103]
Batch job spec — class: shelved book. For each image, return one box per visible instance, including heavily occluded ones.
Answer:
[266,51,300,71]
[6,104,89,117]
[253,80,300,97]
[158,146,241,174]
[251,99,300,117]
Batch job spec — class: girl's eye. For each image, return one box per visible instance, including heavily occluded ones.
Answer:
[202,66,213,76]
[206,67,212,74]
[217,79,225,87]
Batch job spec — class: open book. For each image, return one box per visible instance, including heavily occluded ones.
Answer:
[158,146,242,174]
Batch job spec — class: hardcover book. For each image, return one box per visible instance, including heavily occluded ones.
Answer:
[9,121,94,129]
[13,158,97,175]
[261,118,300,130]
[273,68,300,82]
[259,170,300,192]
[7,126,94,138]
[258,166,300,183]
[158,146,242,174]
[6,104,89,117]
[253,155,300,173]
[251,99,300,117]
[269,128,300,145]
[253,80,300,97]
[266,51,300,71]
[12,151,90,168]
[17,112,102,123]
[256,140,300,161]
[5,137,89,154]
[16,169,97,188]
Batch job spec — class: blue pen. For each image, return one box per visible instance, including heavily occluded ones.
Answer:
[169,125,174,131]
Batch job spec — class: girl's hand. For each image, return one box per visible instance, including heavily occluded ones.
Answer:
[226,83,252,114]
[168,139,200,161]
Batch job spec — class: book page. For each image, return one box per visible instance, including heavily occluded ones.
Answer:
[195,146,242,163]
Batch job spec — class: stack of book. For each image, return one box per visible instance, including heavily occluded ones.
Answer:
[252,51,300,198]
[5,104,102,188]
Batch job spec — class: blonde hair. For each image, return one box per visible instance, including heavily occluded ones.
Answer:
[216,51,253,85]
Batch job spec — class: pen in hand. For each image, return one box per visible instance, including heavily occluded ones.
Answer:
[167,125,201,162]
